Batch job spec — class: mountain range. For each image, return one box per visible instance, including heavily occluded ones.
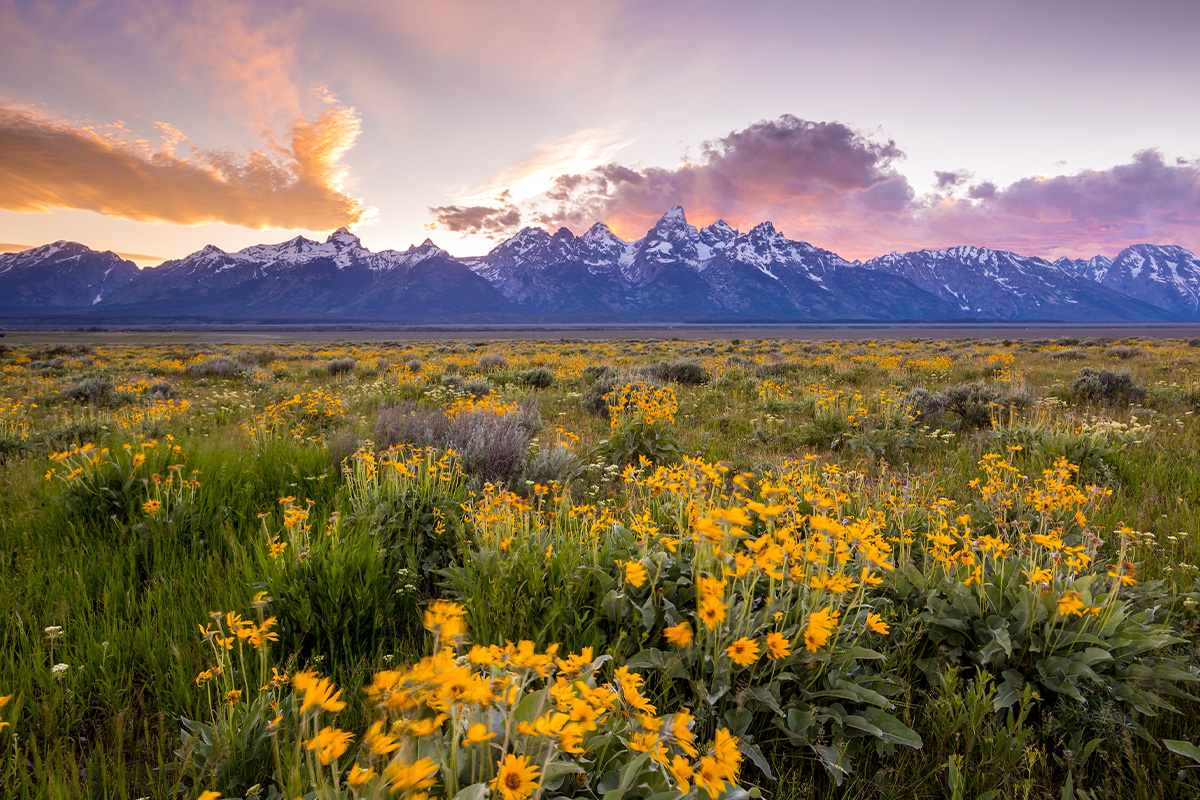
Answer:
[2,207,1198,323]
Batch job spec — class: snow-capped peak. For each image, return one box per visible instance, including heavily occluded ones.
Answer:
[749,221,780,238]
[412,238,444,253]
[701,220,737,242]
[582,221,626,247]
[326,227,362,248]
[654,205,689,229]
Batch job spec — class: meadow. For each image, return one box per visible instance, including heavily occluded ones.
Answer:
[2,333,1200,799]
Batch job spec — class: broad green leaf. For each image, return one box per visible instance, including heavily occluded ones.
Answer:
[739,740,776,781]
[862,707,923,749]
[600,751,653,800]
[841,714,883,738]
[1164,739,1200,764]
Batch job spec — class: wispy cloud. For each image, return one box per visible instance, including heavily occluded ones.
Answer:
[0,102,365,230]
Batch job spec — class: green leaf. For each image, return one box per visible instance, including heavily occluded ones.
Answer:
[724,707,753,736]
[600,751,653,800]
[786,707,814,739]
[847,646,886,660]
[811,744,852,786]
[862,707,923,749]
[746,685,785,717]
[453,784,491,800]
[841,714,883,738]
[833,678,891,709]
[1164,739,1200,764]
[638,592,658,631]
[739,740,776,781]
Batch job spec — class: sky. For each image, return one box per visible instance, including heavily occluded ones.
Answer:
[1,0,1198,265]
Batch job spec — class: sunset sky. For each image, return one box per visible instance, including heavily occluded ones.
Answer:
[2,0,1198,264]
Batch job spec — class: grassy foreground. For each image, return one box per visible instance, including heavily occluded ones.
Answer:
[2,334,1200,799]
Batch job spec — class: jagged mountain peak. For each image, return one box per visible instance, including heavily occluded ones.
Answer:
[657,205,688,226]
[701,219,737,240]
[0,239,140,308]
[412,238,444,253]
[326,227,362,248]
[748,220,782,239]
[582,221,626,246]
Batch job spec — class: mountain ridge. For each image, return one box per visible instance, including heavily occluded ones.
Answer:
[1,210,1195,322]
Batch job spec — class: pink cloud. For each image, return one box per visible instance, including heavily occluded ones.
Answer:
[469,115,1200,259]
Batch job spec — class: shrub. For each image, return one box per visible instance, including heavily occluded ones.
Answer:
[799,407,851,450]
[942,383,1004,429]
[149,380,175,399]
[903,388,948,424]
[1072,367,1147,404]
[243,348,279,366]
[341,447,467,591]
[522,438,578,486]
[1107,345,1142,360]
[461,377,491,397]
[595,381,682,466]
[325,427,358,469]
[185,357,242,378]
[476,353,508,373]
[520,367,555,388]
[261,450,470,664]
[64,374,113,404]
[263,528,420,664]
[373,400,541,485]
[324,357,355,375]
[581,364,617,384]
[754,360,802,379]
[583,374,622,415]
[372,402,450,449]
[644,359,710,385]
[446,403,541,484]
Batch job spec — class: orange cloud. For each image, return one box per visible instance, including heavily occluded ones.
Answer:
[0,104,364,231]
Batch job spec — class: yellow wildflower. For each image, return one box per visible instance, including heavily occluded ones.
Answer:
[664,622,694,647]
[804,607,840,652]
[725,637,760,667]
[492,753,541,800]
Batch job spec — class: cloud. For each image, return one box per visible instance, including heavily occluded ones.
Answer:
[517,115,913,246]
[428,192,521,235]
[0,103,365,231]
[427,128,631,240]
[935,169,970,189]
[457,115,1200,259]
[918,149,1200,258]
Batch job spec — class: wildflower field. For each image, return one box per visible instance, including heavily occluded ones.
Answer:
[3,333,1200,799]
